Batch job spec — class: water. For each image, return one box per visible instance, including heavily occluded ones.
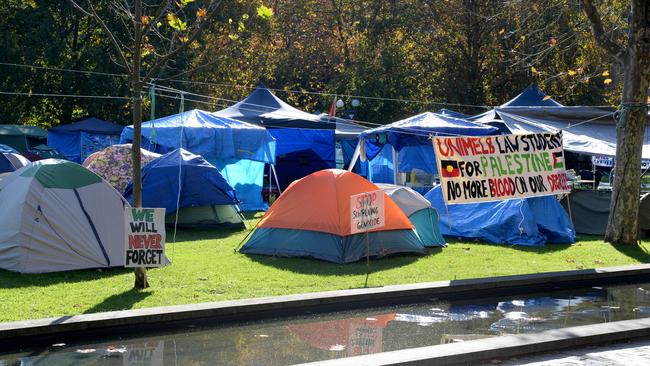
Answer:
[2,282,650,366]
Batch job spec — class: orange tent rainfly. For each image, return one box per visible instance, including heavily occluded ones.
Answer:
[239,169,426,263]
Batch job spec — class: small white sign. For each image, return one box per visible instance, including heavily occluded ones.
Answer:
[124,208,166,268]
[350,190,385,234]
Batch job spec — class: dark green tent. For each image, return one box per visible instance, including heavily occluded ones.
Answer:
[0,125,47,153]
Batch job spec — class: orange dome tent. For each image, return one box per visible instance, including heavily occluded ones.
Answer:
[240,169,426,263]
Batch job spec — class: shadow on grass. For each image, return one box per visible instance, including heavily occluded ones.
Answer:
[84,288,152,315]
[244,248,441,276]
[444,239,574,253]
[0,267,132,289]
[172,227,252,243]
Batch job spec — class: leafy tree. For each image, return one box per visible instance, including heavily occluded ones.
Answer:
[67,0,255,288]
[581,0,649,245]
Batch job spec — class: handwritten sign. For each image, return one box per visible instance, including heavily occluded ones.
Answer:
[432,132,570,204]
[125,208,166,268]
[350,190,385,234]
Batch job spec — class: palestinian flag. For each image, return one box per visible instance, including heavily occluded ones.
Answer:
[440,160,460,178]
[552,151,564,169]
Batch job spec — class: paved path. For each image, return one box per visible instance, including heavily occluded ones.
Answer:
[490,338,650,365]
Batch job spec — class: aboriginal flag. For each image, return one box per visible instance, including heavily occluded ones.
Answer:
[440,160,460,177]
[552,151,564,169]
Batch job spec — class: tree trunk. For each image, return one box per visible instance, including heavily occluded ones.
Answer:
[605,47,650,245]
[132,0,148,289]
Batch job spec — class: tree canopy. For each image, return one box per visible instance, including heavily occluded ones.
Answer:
[0,0,628,127]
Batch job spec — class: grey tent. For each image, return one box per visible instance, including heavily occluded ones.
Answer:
[561,190,611,235]
[376,183,446,247]
[0,160,129,273]
[640,193,650,235]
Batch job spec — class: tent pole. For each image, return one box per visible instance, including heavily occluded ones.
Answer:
[271,164,282,194]
[392,145,398,185]
[268,164,272,199]
[592,161,596,190]
[348,141,361,172]
[566,193,574,227]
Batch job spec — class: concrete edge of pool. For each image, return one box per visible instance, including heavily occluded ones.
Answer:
[293,317,650,366]
[1,263,650,350]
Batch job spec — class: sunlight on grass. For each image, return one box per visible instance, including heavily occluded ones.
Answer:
[1,227,648,322]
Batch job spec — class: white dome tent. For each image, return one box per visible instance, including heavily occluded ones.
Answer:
[0,160,129,273]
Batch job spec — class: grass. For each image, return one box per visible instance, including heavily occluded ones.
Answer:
[1,216,649,322]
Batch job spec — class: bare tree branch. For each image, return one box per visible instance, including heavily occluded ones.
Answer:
[581,0,626,60]
[68,0,132,72]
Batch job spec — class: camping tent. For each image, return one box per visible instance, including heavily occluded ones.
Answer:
[425,186,575,246]
[641,193,650,235]
[560,190,611,235]
[0,150,30,174]
[501,84,563,107]
[48,117,124,163]
[0,160,129,273]
[214,86,336,191]
[466,84,650,160]
[0,125,47,153]
[214,84,326,128]
[350,112,498,187]
[123,148,244,229]
[119,109,276,211]
[83,144,161,194]
[376,183,445,247]
[240,169,426,263]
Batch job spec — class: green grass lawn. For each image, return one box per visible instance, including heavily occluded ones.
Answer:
[1,216,649,322]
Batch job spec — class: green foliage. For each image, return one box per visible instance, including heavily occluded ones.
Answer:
[0,226,648,322]
[256,4,273,19]
[0,0,630,127]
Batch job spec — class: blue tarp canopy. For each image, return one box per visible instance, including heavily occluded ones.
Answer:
[424,186,575,246]
[124,148,237,214]
[358,112,499,174]
[501,84,563,107]
[213,85,329,129]
[120,109,276,163]
[214,86,336,190]
[120,109,276,211]
[48,117,124,163]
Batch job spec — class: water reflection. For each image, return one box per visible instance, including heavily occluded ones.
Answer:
[2,284,650,366]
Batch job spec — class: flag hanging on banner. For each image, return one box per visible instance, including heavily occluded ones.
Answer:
[432,132,571,205]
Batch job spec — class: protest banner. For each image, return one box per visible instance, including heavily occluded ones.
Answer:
[432,132,570,204]
[350,190,385,234]
[124,208,166,268]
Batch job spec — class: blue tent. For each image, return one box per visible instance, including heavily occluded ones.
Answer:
[501,84,563,107]
[358,112,499,175]
[214,86,336,191]
[124,148,244,229]
[120,109,276,211]
[214,84,326,129]
[424,186,575,246]
[48,117,124,163]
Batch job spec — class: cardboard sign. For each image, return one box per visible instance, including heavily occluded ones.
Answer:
[350,190,385,234]
[125,208,166,268]
[432,132,570,204]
